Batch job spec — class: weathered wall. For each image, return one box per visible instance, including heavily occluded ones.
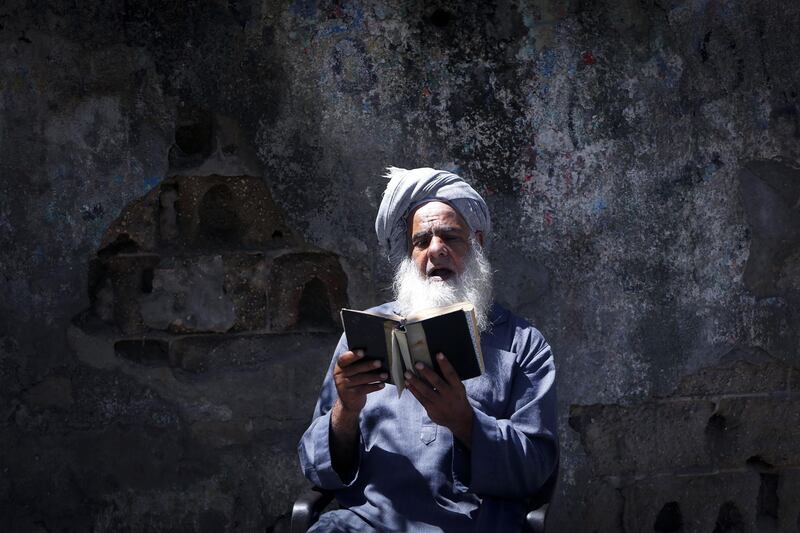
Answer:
[1,0,799,531]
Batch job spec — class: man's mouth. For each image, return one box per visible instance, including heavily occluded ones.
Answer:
[426,267,454,282]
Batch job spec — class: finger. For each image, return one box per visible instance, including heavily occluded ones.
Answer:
[434,353,461,387]
[405,371,436,403]
[340,359,384,378]
[342,370,389,388]
[405,381,427,407]
[404,378,429,406]
[414,362,447,391]
[336,349,365,368]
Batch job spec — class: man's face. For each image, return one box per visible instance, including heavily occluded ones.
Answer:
[409,201,483,282]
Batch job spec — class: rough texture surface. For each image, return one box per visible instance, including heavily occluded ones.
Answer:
[1,0,799,531]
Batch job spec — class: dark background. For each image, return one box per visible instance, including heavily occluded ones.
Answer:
[1,0,799,531]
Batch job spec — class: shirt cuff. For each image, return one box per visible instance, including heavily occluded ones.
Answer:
[309,409,362,489]
[453,407,500,493]
[452,407,489,492]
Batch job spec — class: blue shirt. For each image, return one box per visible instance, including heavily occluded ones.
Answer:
[298,302,558,532]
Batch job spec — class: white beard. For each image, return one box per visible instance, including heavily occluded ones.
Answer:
[392,241,494,332]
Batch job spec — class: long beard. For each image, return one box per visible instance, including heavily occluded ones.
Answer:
[392,242,494,332]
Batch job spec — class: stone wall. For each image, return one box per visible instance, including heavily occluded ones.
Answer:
[569,353,799,531]
[1,0,799,531]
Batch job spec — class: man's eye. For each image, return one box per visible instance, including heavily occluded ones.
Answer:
[442,234,464,244]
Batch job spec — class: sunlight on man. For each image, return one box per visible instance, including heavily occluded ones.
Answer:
[298,166,558,532]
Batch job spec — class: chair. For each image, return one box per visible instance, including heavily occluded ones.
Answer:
[521,461,558,533]
[290,486,335,533]
[290,464,558,533]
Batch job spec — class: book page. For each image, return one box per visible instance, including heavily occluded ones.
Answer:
[404,322,433,371]
[383,320,397,378]
[465,308,485,374]
[405,301,474,323]
[390,329,406,396]
[394,329,414,374]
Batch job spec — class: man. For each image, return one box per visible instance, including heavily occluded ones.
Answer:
[298,167,558,532]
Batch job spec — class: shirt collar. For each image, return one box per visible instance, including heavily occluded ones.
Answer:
[487,302,509,326]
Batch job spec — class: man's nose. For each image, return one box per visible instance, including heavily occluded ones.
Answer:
[428,236,448,257]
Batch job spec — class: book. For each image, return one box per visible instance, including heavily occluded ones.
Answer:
[340,302,484,396]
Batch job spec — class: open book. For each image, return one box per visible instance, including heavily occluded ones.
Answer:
[340,302,484,396]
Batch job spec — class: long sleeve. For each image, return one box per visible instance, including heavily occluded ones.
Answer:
[296,302,558,531]
[297,334,362,490]
[453,322,559,499]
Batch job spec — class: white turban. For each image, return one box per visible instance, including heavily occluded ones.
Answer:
[375,166,491,264]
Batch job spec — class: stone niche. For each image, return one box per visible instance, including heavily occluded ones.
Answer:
[76,175,348,368]
[67,175,348,527]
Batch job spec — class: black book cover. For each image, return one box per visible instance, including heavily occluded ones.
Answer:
[418,311,481,380]
[340,310,393,379]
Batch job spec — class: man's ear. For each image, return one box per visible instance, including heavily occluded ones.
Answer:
[474,230,485,247]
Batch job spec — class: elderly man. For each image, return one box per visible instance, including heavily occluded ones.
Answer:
[298,167,558,532]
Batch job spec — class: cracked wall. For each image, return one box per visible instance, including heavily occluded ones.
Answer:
[1,0,799,531]
[569,353,800,531]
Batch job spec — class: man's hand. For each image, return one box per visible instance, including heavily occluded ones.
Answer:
[404,353,474,449]
[330,349,387,479]
[333,349,388,414]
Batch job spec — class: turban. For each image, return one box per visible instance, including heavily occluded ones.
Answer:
[375,166,491,264]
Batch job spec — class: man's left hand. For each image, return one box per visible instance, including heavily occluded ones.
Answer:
[405,353,474,449]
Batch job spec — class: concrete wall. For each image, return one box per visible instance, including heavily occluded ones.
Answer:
[1,0,799,531]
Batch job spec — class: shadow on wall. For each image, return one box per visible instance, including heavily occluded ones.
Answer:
[64,174,349,530]
[565,158,800,532]
[738,160,800,304]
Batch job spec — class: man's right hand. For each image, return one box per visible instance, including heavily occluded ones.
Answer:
[330,350,387,480]
[333,350,388,413]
